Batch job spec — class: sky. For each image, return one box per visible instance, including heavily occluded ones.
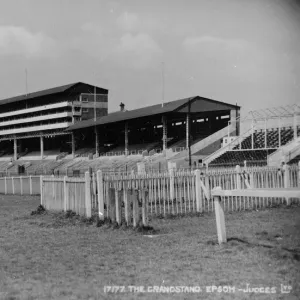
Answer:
[0,0,299,116]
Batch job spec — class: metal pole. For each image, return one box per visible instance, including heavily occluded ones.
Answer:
[188,100,192,169]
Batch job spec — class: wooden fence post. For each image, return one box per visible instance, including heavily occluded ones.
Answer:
[213,187,227,244]
[96,170,104,220]
[20,177,23,195]
[115,188,121,225]
[250,172,254,188]
[40,176,43,206]
[132,189,140,227]
[169,168,175,213]
[283,164,290,205]
[29,176,33,195]
[85,171,92,218]
[298,161,300,188]
[142,189,148,226]
[124,188,130,225]
[63,176,68,212]
[205,175,210,200]
[195,170,202,212]
[92,172,96,208]
[236,165,241,190]
[12,177,15,195]
[109,188,116,222]
[4,177,7,195]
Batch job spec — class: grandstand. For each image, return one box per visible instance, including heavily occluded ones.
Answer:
[204,104,300,167]
[0,82,108,161]
[0,79,299,175]
[67,96,239,160]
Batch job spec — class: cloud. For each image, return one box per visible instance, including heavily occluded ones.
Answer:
[74,18,162,69]
[0,26,59,58]
[182,35,269,81]
[183,36,246,54]
[117,11,161,33]
[117,11,139,32]
[113,33,162,69]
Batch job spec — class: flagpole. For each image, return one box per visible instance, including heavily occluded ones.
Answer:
[161,62,164,107]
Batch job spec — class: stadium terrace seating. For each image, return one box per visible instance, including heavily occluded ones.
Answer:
[288,155,300,165]
[107,142,160,155]
[209,149,277,167]
[53,155,146,175]
[0,161,11,174]
[20,151,43,160]
[169,134,209,150]
[24,160,50,175]
[233,127,297,150]
[75,148,96,157]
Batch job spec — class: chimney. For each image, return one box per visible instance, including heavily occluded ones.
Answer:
[120,102,125,111]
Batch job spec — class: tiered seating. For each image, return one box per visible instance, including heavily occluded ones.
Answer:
[0,161,11,174]
[25,160,51,174]
[74,148,95,157]
[60,155,145,174]
[108,142,160,155]
[209,149,277,167]
[20,151,42,160]
[288,155,300,165]
[233,127,296,150]
[54,159,83,173]
[169,134,208,150]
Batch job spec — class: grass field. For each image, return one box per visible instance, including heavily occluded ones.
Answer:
[0,195,299,300]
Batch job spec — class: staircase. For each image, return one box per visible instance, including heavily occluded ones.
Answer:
[268,137,300,167]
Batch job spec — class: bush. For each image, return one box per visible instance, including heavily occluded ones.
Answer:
[31,205,46,215]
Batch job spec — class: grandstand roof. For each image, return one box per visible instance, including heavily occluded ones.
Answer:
[244,103,300,121]
[67,96,239,131]
[0,82,108,106]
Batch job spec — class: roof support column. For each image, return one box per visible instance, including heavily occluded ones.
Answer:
[186,113,190,149]
[13,138,17,161]
[71,132,75,158]
[251,119,254,150]
[278,117,281,147]
[125,122,129,156]
[40,136,44,159]
[264,118,267,149]
[294,108,300,140]
[230,109,237,136]
[162,116,167,151]
[95,127,99,158]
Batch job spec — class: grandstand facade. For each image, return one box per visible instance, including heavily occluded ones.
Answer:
[67,96,240,160]
[1,79,298,176]
[0,82,108,161]
[204,104,300,167]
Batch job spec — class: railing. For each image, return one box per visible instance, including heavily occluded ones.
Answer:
[0,175,41,195]
[0,112,72,128]
[0,122,72,135]
[212,185,300,244]
[35,163,300,222]
[204,126,254,165]
[0,101,71,119]
[2,163,299,224]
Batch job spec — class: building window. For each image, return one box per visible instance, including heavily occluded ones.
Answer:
[82,97,89,103]
[82,108,89,113]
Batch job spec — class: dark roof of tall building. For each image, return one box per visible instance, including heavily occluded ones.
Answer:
[0,82,108,106]
[67,96,239,131]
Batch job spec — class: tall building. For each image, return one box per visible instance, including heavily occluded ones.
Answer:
[0,82,108,160]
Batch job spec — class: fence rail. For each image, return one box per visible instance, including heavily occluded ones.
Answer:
[0,175,41,195]
[1,163,299,224]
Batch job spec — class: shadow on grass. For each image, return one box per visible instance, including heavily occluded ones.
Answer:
[226,237,300,261]
[28,206,160,234]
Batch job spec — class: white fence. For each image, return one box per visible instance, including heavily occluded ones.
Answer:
[0,176,41,195]
[41,174,92,217]
[1,163,299,223]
